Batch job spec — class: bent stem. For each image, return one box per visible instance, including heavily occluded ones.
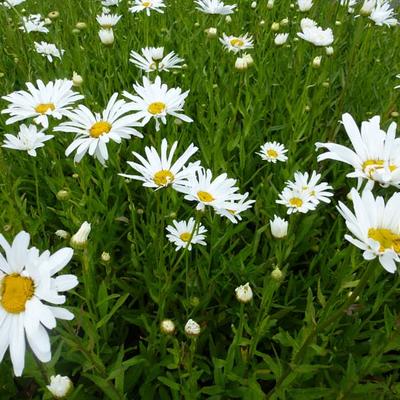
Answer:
[266,260,378,399]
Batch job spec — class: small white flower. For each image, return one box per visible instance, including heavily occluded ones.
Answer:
[55,230,69,239]
[129,47,183,72]
[185,319,201,336]
[235,282,253,303]
[274,33,289,45]
[34,41,64,62]
[297,19,334,47]
[20,14,49,33]
[47,375,73,399]
[2,0,25,8]
[257,141,288,163]
[129,0,166,16]
[369,0,398,26]
[267,0,274,8]
[297,0,313,12]
[166,217,207,251]
[99,28,114,45]
[195,0,236,15]
[270,215,288,238]
[214,192,255,223]
[2,124,53,156]
[276,187,316,214]
[160,319,175,334]
[70,221,91,249]
[219,33,254,53]
[235,57,248,70]
[102,0,121,5]
[72,71,83,87]
[360,0,376,16]
[96,12,121,28]
[325,46,334,55]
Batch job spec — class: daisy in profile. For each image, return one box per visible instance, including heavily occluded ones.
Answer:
[369,0,398,27]
[96,12,121,28]
[219,33,254,53]
[123,76,193,131]
[129,0,165,16]
[257,141,288,163]
[175,168,242,212]
[129,47,183,72]
[2,124,53,156]
[316,113,400,190]
[34,42,65,62]
[215,192,255,223]
[297,18,334,46]
[276,187,316,214]
[195,0,237,15]
[0,231,78,376]
[338,188,400,273]
[54,93,142,165]
[166,218,207,251]
[20,14,49,34]
[119,138,200,189]
[1,79,84,128]
[287,171,333,205]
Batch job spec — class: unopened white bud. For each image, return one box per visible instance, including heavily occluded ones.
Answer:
[270,215,288,238]
[274,33,289,46]
[205,27,217,38]
[185,319,201,337]
[72,71,83,87]
[325,46,334,56]
[312,56,322,68]
[101,251,110,262]
[271,267,283,281]
[235,57,248,70]
[271,22,280,31]
[70,221,91,249]
[267,0,274,9]
[160,319,175,334]
[55,230,69,239]
[251,1,257,9]
[99,28,114,45]
[46,375,73,399]
[242,53,254,66]
[225,15,232,23]
[235,282,253,303]
[280,18,289,26]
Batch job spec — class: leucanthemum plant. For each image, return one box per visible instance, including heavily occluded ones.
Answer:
[219,33,254,53]
[123,76,193,131]
[166,218,207,251]
[1,79,84,129]
[256,141,288,163]
[0,231,78,376]
[129,47,184,72]
[128,0,166,16]
[119,138,201,189]
[34,41,65,63]
[54,93,143,165]
[20,14,49,34]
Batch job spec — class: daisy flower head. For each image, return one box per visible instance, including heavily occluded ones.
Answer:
[129,0,166,16]
[1,79,84,129]
[274,33,289,46]
[54,93,143,165]
[257,141,288,163]
[195,0,237,15]
[297,0,313,12]
[215,192,256,223]
[175,168,243,211]
[34,41,64,63]
[2,0,26,8]
[286,171,333,205]
[276,187,316,214]
[20,14,49,34]
[0,231,78,376]
[337,188,400,273]
[119,138,200,189]
[316,113,400,190]
[123,76,193,131]
[96,12,122,28]
[297,19,334,47]
[166,218,207,251]
[369,0,398,27]
[2,124,53,157]
[129,47,184,72]
[102,0,121,5]
[219,33,254,53]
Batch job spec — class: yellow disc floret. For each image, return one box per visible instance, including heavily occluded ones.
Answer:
[90,121,112,138]
[1,274,34,314]
[153,170,174,186]
[35,103,55,114]
[197,191,215,203]
[266,149,278,158]
[289,197,303,208]
[148,102,166,115]
[230,38,244,47]
[368,228,400,253]
[179,232,192,242]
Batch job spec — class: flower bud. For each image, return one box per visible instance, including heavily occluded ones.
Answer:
[185,319,201,337]
[160,319,175,334]
[205,27,217,38]
[235,282,253,303]
[76,21,87,30]
[235,57,248,70]
[72,71,83,87]
[271,22,280,31]
[56,190,70,201]
[280,18,289,26]
[270,215,288,238]
[267,0,274,9]
[242,53,254,66]
[312,56,322,68]
[325,46,334,56]
[99,28,114,45]
[48,11,60,19]
[70,221,91,249]
[271,267,283,282]
[55,230,69,239]
[391,111,399,118]
[251,1,257,9]
[46,375,73,399]
[274,33,289,46]
[101,251,110,262]
[225,15,232,23]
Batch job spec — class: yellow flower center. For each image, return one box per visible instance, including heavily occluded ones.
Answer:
[180,232,192,242]
[266,149,278,158]
[197,191,215,203]
[153,170,174,186]
[142,1,151,6]
[90,121,112,138]
[102,23,113,29]
[147,102,166,115]
[289,197,303,208]
[362,159,397,176]
[368,228,400,253]
[1,274,34,314]
[230,38,244,47]
[35,103,55,114]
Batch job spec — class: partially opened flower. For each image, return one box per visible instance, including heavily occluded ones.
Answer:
[297,18,334,46]
[338,188,400,273]
[54,93,142,164]
[119,138,200,189]
[20,14,49,33]
[129,47,184,72]
[96,12,121,28]
[34,41,64,62]
[1,79,84,129]
[123,76,192,131]
[0,231,78,376]
[195,0,236,15]
[369,0,398,27]
[166,218,207,251]
[214,192,255,223]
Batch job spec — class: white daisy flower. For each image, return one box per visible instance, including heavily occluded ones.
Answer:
[34,41,64,63]
[119,138,200,189]
[214,192,255,223]
[20,14,49,34]
[54,93,142,165]
[2,0,25,8]
[276,187,316,214]
[128,0,166,16]
[123,76,193,131]
[286,171,333,205]
[174,168,243,211]
[166,218,207,251]
[1,79,84,129]
[98,28,115,45]
[297,0,313,12]
[129,47,184,72]
[102,0,121,5]
[257,141,288,163]
[0,231,78,376]
[195,0,237,15]
[274,33,289,45]
[316,113,400,190]
[219,33,254,53]
[337,188,400,273]
[369,0,398,27]
[270,215,288,238]
[2,124,53,157]
[297,19,334,46]
[96,12,121,28]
